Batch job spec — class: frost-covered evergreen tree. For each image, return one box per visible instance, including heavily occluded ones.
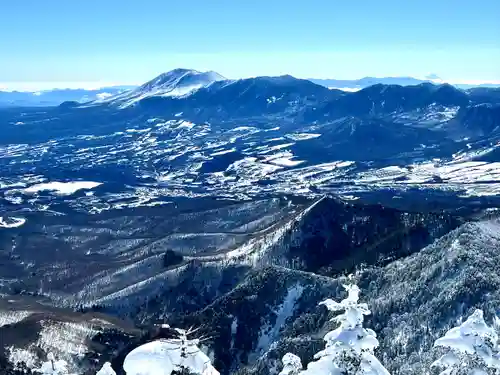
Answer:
[279,353,303,375]
[96,362,116,375]
[432,309,500,375]
[34,353,71,375]
[281,284,390,375]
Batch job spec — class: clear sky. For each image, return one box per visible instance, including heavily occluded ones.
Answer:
[1,0,499,90]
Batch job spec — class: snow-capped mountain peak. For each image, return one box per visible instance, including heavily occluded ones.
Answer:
[103,68,226,108]
[139,69,225,92]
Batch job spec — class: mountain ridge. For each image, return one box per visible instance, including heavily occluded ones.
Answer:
[2,69,500,108]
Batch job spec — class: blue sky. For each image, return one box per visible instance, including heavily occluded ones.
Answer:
[1,0,499,90]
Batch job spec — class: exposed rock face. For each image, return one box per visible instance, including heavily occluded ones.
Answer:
[260,197,462,275]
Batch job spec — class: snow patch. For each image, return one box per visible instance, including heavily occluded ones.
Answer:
[286,133,321,141]
[8,348,38,370]
[0,311,32,327]
[254,284,304,358]
[34,353,73,375]
[96,92,113,100]
[96,362,117,375]
[210,148,236,156]
[0,216,26,228]
[23,181,102,196]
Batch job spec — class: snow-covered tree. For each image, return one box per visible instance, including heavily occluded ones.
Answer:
[34,353,72,375]
[123,327,219,375]
[280,353,303,375]
[96,362,117,375]
[283,284,390,375]
[432,309,500,375]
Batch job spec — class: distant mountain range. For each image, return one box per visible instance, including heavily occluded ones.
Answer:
[309,76,500,91]
[308,76,430,90]
[1,71,499,107]
[0,85,135,107]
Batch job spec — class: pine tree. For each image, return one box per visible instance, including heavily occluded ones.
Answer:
[281,284,390,375]
[432,309,500,375]
[279,353,303,375]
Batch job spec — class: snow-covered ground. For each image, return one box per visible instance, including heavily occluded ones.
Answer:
[1,105,499,218]
[0,216,26,228]
[355,160,500,185]
[0,310,32,327]
[23,181,102,195]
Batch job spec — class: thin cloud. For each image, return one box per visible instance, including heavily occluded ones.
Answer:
[0,81,140,92]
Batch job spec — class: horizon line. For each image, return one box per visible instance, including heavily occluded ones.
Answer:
[2,75,500,92]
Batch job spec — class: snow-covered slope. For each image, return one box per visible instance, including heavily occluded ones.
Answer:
[0,297,139,375]
[103,69,226,108]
